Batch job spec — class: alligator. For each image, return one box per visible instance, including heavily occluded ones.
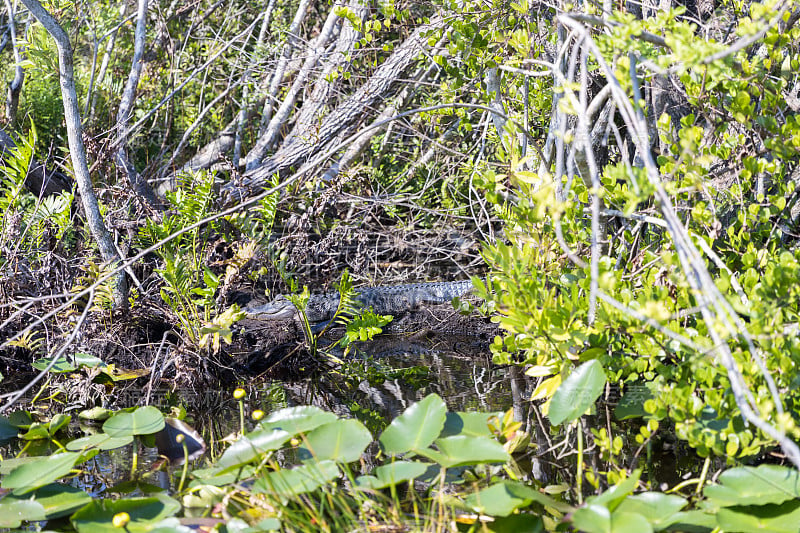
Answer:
[244,280,474,324]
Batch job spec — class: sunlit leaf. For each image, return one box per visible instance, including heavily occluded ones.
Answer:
[379,393,447,455]
[615,492,687,529]
[103,406,165,437]
[441,412,498,438]
[299,419,372,463]
[216,429,291,470]
[0,498,45,528]
[2,452,80,494]
[416,435,509,468]
[0,483,91,519]
[716,500,800,533]
[70,494,181,533]
[465,481,573,517]
[66,433,133,452]
[548,360,606,426]
[252,460,340,500]
[259,406,337,435]
[704,465,800,506]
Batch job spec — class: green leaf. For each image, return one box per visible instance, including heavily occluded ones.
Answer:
[615,492,687,529]
[66,433,134,452]
[0,498,46,528]
[704,465,800,507]
[379,393,447,454]
[1,483,92,519]
[216,429,291,470]
[486,514,544,533]
[1,452,80,494]
[610,511,654,533]
[252,460,340,500]
[587,470,642,510]
[103,406,165,437]
[299,419,372,463]
[0,415,19,440]
[465,481,573,517]
[70,494,181,533]
[716,500,800,533]
[32,353,106,373]
[416,435,509,468]
[549,360,606,426]
[440,411,498,437]
[355,461,429,490]
[259,406,337,436]
[78,407,114,421]
[572,503,611,533]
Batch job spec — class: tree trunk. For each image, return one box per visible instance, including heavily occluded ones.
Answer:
[20,0,128,309]
[225,16,446,202]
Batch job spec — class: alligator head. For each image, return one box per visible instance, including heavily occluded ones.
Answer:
[244,296,299,320]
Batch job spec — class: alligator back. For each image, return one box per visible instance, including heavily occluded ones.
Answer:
[305,280,474,322]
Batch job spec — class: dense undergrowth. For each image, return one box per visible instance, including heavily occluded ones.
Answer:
[2,0,800,531]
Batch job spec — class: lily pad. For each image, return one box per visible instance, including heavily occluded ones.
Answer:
[0,498,46,528]
[259,406,337,435]
[70,494,181,533]
[704,464,800,507]
[298,419,372,463]
[252,460,340,500]
[103,406,165,437]
[379,393,447,455]
[2,452,80,494]
[216,429,291,470]
[416,435,509,468]
[0,415,19,440]
[716,500,800,533]
[465,481,573,517]
[441,411,498,438]
[67,433,134,452]
[0,483,92,519]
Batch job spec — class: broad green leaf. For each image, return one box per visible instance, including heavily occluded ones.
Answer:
[549,359,606,426]
[103,406,165,437]
[587,470,642,510]
[379,393,447,454]
[259,406,337,435]
[704,465,800,506]
[615,492,687,530]
[571,503,611,533]
[189,465,257,488]
[355,461,429,490]
[32,353,106,373]
[299,419,372,463]
[78,407,114,421]
[486,514,544,533]
[0,415,20,440]
[70,494,181,533]
[2,452,80,494]
[610,511,654,533]
[22,414,72,440]
[716,500,800,533]
[465,481,573,517]
[441,411,498,438]
[416,435,509,468]
[0,498,45,528]
[67,433,133,452]
[0,483,92,519]
[216,429,291,470]
[252,460,339,499]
